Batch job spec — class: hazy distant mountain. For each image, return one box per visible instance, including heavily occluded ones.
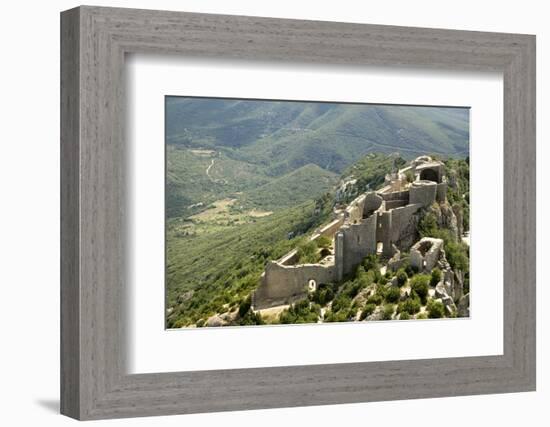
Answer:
[166,97,469,176]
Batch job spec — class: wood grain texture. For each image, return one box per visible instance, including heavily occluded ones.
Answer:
[60,7,80,419]
[60,6,536,420]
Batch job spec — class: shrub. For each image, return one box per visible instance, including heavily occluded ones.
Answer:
[381,304,395,320]
[405,263,418,277]
[356,269,376,289]
[296,240,319,264]
[362,254,379,271]
[427,299,446,319]
[360,303,376,320]
[398,297,421,315]
[331,293,352,314]
[385,286,401,303]
[384,270,393,279]
[311,285,335,306]
[324,310,349,323]
[317,235,332,249]
[410,274,430,304]
[419,212,439,237]
[430,268,442,286]
[279,299,320,324]
[238,295,252,317]
[379,276,388,286]
[238,310,265,326]
[445,240,469,272]
[367,293,383,306]
[405,170,415,183]
[346,281,363,299]
[399,311,411,320]
[396,269,408,286]
[416,312,428,320]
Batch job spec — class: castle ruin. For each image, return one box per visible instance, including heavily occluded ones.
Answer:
[252,156,449,310]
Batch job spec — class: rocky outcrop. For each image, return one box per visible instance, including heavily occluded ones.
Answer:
[427,202,459,241]
[457,294,470,317]
[206,314,227,327]
[452,204,464,238]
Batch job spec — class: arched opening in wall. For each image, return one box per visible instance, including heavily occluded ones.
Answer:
[376,242,383,255]
[419,168,439,182]
[308,279,317,293]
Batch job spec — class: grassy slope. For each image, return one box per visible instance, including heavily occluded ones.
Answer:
[166,146,270,218]
[240,164,338,210]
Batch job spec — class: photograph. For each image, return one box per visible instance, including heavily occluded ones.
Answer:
[165,97,471,328]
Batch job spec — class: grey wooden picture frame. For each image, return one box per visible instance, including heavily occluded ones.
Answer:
[60,5,536,421]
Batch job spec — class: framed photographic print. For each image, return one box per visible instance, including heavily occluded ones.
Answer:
[61,6,536,420]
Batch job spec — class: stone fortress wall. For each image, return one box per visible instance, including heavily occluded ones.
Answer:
[252,156,448,310]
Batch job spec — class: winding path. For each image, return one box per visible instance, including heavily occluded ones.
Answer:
[205,158,216,180]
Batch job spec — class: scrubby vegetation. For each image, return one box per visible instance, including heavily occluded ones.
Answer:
[341,154,405,199]
[279,299,321,324]
[396,269,408,286]
[295,240,321,264]
[427,299,446,319]
[166,194,334,328]
[410,274,430,304]
[419,214,469,274]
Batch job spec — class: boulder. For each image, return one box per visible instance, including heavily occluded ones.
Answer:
[177,290,194,304]
[206,315,226,327]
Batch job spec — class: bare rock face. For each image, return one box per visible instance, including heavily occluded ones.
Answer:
[440,203,459,240]
[457,293,470,317]
[452,204,464,237]
[452,270,464,301]
[427,202,459,241]
[435,282,449,299]
[447,169,458,189]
